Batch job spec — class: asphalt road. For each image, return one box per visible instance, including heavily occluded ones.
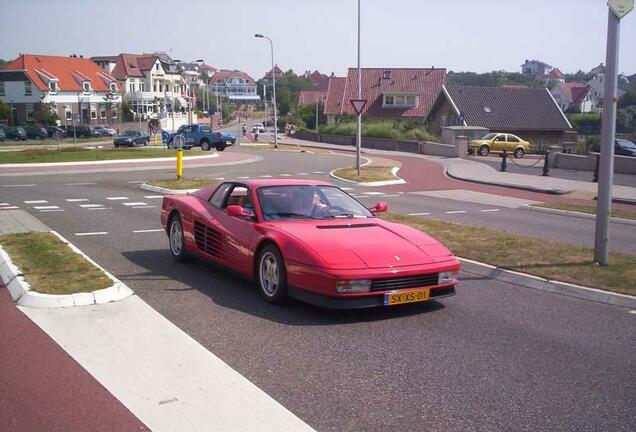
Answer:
[1,147,635,431]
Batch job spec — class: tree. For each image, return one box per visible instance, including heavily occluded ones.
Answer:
[447,71,541,87]
[257,70,313,117]
[102,92,119,125]
[0,100,12,125]
[32,102,58,125]
[0,59,7,70]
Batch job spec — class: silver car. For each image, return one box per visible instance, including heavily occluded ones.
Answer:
[94,125,116,137]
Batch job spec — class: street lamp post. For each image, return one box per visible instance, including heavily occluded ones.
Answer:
[255,33,278,149]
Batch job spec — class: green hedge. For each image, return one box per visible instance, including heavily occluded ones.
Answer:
[318,120,439,142]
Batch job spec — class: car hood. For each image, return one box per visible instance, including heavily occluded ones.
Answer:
[275,221,451,269]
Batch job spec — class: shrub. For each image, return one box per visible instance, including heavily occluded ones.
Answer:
[319,119,439,142]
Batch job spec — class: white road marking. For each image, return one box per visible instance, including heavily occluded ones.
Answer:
[107,197,130,201]
[74,231,108,236]
[312,171,325,174]
[39,209,65,212]
[364,192,385,195]
[133,228,164,233]
[132,206,156,209]
[65,182,96,186]
[237,176,250,179]
[211,177,225,180]
[480,209,501,212]
[66,198,89,202]
[628,310,636,315]
[280,174,292,177]
[34,205,61,210]
[298,172,309,175]
[0,203,9,206]
[408,212,431,216]
[87,207,112,211]
[446,211,468,214]
[259,175,272,178]
[2,184,36,187]
[341,187,354,191]
[352,195,371,198]
[144,195,164,199]
[0,206,20,210]
[123,202,148,206]
[24,200,48,204]
[79,204,104,208]
[382,194,399,197]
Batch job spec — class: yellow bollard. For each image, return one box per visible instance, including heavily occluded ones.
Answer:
[154,134,158,146]
[176,149,183,179]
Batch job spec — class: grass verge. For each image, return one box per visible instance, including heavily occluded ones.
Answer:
[0,147,207,164]
[535,202,636,221]
[333,166,399,183]
[382,213,636,296]
[0,232,112,295]
[147,178,219,190]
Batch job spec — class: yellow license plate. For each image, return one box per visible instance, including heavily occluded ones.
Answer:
[384,288,430,306]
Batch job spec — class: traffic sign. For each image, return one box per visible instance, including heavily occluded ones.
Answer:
[608,0,633,18]
[349,99,367,116]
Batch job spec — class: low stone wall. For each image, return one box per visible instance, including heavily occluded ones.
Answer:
[420,142,458,157]
[319,134,355,146]
[553,152,636,175]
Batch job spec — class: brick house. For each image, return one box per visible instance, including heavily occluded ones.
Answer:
[428,85,573,149]
[323,68,446,125]
[0,54,121,125]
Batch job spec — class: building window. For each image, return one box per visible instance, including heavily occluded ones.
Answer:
[159,83,163,92]
[100,109,106,118]
[153,83,157,92]
[140,82,145,92]
[382,94,417,108]
[26,103,34,121]
[130,83,135,92]
[156,63,159,71]
[91,110,97,119]
[65,105,72,120]
[83,81,90,93]
[49,81,57,93]
[25,81,32,95]
[110,83,117,93]
[0,81,4,96]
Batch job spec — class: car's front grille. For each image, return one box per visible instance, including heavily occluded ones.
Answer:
[370,273,439,292]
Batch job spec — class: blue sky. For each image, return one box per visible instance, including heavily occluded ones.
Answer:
[1,0,634,79]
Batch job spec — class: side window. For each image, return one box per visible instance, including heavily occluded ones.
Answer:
[495,135,505,142]
[224,186,253,210]
[209,183,232,209]
[200,125,211,133]
[507,135,519,143]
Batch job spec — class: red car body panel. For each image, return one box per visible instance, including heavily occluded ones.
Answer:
[161,179,460,308]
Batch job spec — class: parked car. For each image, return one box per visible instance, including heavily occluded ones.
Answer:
[47,126,67,139]
[614,139,636,157]
[161,179,460,308]
[252,123,265,133]
[114,130,148,147]
[24,125,48,140]
[4,126,27,141]
[471,133,531,158]
[93,125,116,137]
[58,124,98,138]
[166,124,232,151]
[0,127,5,142]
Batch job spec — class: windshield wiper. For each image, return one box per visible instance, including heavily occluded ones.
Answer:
[270,212,312,219]
[321,213,356,219]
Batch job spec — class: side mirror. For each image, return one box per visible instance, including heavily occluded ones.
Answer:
[227,205,254,219]
[369,202,388,214]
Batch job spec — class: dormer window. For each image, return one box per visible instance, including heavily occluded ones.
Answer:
[82,81,90,93]
[49,81,58,93]
[382,70,391,79]
[109,83,117,93]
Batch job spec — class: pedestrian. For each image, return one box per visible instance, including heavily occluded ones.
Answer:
[254,129,259,142]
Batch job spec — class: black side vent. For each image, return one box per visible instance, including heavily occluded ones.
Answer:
[193,221,222,258]
[316,223,377,230]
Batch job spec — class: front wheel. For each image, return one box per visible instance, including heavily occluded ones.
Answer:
[479,145,490,156]
[167,140,174,149]
[169,214,189,262]
[257,245,288,304]
[215,145,226,152]
[200,140,211,151]
[513,148,525,159]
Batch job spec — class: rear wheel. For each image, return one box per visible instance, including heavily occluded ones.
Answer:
[215,144,226,152]
[257,245,288,304]
[513,148,525,159]
[200,140,211,151]
[479,145,490,156]
[169,214,189,262]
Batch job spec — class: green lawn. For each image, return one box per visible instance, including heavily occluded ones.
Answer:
[382,213,636,296]
[535,202,636,221]
[0,147,206,164]
[147,178,219,190]
[333,166,399,183]
[0,232,112,295]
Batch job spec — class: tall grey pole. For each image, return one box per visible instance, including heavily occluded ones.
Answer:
[594,9,621,265]
[356,0,361,175]
[269,38,278,149]
[315,101,319,131]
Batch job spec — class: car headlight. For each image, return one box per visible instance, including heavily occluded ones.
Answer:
[335,279,372,293]
[438,270,459,285]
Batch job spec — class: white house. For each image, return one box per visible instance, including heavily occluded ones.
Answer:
[550,82,595,113]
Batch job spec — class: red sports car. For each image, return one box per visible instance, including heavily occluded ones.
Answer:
[161,179,460,308]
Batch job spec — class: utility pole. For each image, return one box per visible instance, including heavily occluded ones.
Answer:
[594,0,632,265]
[356,0,362,175]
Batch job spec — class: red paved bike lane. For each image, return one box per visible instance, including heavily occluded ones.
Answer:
[0,285,148,432]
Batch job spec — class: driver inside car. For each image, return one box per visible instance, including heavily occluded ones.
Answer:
[291,188,329,218]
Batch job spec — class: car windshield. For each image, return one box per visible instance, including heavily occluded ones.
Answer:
[122,130,138,136]
[481,133,497,140]
[257,185,373,220]
[617,139,636,150]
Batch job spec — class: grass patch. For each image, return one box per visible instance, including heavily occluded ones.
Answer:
[333,166,398,182]
[0,232,112,295]
[319,119,440,142]
[381,213,636,296]
[247,143,331,154]
[0,147,206,164]
[535,202,636,221]
[147,178,219,190]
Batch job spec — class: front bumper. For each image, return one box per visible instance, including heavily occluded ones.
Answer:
[289,284,456,309]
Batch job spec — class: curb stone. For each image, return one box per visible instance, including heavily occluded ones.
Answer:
[458,257,636,309]
[0,231,134,308]
[525,205,636,227]
[140,183,198,195]
[0,153,219,168]
[329,162,406,187]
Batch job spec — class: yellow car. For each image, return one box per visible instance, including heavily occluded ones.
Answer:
[472,133,531,158]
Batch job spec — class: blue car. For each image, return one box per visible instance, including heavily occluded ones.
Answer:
[166,124,234,151]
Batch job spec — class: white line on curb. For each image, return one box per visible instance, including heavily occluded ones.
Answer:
[66,198,89,202]
[237,176,250,179]
[312,171,325,174]
[133,228,164,233]
[106,197,130,200]
[74,232,108,236]
[259,175,272,178]
[123,202,148,206]
[280,174,292,176]
[24,200,48,204]
[128,180,146,184]
[408,212,431,216]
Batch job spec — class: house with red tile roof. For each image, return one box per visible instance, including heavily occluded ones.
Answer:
[0,54,121,125]
[323,68,446,125]
[550,82,594,113]
[262,65,284,80]
[302,70,330,91]
[297,90,328,106]
[208,70,259,105]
